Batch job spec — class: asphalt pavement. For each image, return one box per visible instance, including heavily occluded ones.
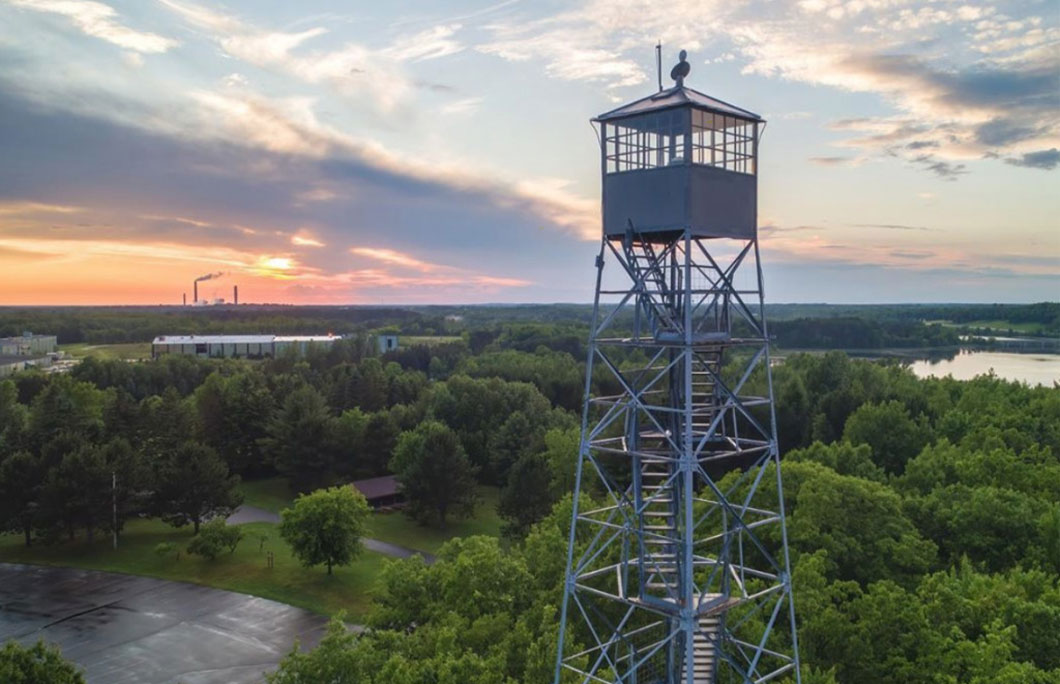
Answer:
[0,563,329,684]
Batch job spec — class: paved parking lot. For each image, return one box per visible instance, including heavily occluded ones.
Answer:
[0,563,328,684]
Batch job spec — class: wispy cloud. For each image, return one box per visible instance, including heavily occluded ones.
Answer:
[7,0,178,53]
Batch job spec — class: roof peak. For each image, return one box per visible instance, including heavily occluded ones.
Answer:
[595,84,762,123]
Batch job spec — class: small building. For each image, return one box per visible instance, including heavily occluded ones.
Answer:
[151,334,340,359]
[376,334,399,355]
[0,332,57,357]
[0,355,27,378]
[350,475,404,509]
[0,354,51,378]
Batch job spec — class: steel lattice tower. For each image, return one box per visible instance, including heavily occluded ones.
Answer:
[555,52,801,684]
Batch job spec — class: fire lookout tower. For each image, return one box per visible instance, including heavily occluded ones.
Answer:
[554,51,801,683]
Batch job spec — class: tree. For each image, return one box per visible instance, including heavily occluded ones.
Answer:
[38,445,110,544]
[0,639,84,684]
[154,441,242,534]
[390,421,478,529]
[0,379,28,454]
[186,518,243,560]
[267,616,362,684]
[100,438,152,540]
[0,451,41,546]
[498,453,555,539]
[265,385,337,491]
[195,370,274,476]
[280,486,370,575]
[843,400,932,475]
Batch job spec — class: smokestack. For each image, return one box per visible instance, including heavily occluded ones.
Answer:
[233,285,238,306]
[183,293,186,306]
[192,271,225,305]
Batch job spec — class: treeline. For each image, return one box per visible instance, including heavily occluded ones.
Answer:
[270,351,1060,684]
[0,306,441,344]
[4,302,1054,348]
[0,334,597,542]
[768,317,960,349]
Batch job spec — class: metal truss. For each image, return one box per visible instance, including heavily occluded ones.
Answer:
[555,229,801,684]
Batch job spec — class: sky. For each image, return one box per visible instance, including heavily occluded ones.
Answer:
[0,0,1057,305]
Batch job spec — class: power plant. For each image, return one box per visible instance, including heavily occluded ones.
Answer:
[554,51,800,683]
[185,272,239,306]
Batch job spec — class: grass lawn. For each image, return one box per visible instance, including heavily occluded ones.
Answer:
[240,476,296,513]
[0,518,384,618]
[367,486,503,554]
[930,319,1045,335]
[400,335,463,346]
[60,342,152,360]
[239,478,503,555]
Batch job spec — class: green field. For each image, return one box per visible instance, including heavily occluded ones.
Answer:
[60,342,152,360]
[929,319,1046,335]
[400,335,463,346]
[0,519,383,617]
[240,477,503,554]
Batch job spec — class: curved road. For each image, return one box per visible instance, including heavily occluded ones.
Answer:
[0,563,328,684]
[227,505,437,564]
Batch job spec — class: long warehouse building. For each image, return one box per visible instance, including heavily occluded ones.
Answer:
[152,334,340,359]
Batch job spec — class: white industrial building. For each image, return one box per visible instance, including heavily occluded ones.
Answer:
[151,334,340,359]
[0,332,57,356]
[0,332,58,376]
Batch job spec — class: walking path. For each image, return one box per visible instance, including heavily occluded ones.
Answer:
[227,505,437,564]
[0,563,328,684]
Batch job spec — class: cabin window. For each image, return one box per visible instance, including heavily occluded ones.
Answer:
[691,110,757,175]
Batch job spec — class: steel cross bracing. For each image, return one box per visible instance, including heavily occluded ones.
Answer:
[555,230,801,684]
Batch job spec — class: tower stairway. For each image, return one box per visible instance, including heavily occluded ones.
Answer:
[683,615,720,683]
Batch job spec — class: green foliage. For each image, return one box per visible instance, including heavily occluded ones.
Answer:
[266,616,362,684]
[390,421,478,529]
[153,541,177,559]
[0,639,84,684]
[186,518,243,560]
[498,453,554,539]
[843,400,932,474]
[153,441,242,534]
[280,486,370,575]
[265,385,338,491]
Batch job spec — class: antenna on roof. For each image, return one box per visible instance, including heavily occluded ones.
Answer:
[655,42,663,92]
[670,49,690,87]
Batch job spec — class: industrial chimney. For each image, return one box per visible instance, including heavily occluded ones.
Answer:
[233,285,238,306]
[193,281,198,304]
[183,293,186,306]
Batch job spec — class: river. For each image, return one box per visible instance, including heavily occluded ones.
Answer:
[908,350,1059,387]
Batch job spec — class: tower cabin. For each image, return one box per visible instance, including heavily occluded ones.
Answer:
[594,51,763,241]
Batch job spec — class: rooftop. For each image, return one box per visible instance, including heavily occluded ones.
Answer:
[594,85,762,123]
[351,475,401,501]
[153,334,340,345]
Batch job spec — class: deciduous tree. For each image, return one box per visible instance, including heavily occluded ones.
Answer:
[280,486,370,575]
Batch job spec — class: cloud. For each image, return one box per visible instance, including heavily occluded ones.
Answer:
[809,156,853,166]
[350,247,439,272]
[0,88,583,303]
[291,232,325,247]
[7,0,178,53]
[441,97,483,115]
[853,223,935,232]
[383,24,464,62]
[1005,148,1060,170]
[0,200,82,215]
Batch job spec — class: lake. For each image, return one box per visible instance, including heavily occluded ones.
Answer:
[909,350,1060,387]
